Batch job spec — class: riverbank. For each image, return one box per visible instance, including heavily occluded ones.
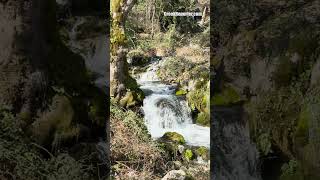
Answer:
[110,100,210,179]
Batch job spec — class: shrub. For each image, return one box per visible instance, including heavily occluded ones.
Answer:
[0,108,92,179]
[196,112,210,127]
[280,160,304,180]
[184,149,193,161]
[110,100,168,179]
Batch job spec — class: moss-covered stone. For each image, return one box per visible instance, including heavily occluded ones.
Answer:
[124,76,145,101]
[176,89,187,96]
[212,86,241,106]
[31,95,77,148]
[195,146,209,161]
[119,91,136,108]
[162,132,186,145]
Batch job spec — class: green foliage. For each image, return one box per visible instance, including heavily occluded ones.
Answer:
[195,146,209,161]
[162,132,186,145]
[212,86,241,106]
[111,100,150,142]
[158,0,201,33]
[186,81,210,127]
[0,108,93,179]
[0,110,23,141]
[187,88,206,111]
[184,149,193,161]
[196,112,210,127]
[163,25,182,50]
[280,160,304,180]
[110,101,168,178]
[257,133,272,156]
[247,86,304,157]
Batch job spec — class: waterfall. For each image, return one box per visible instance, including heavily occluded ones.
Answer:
[68,17,108,91]
[211,106,261,180]
[138,60,210,148]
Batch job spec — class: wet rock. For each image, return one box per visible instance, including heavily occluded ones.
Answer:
[195,146,209,161]
[119,91,136,108]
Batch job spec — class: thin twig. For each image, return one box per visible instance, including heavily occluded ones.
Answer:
[30,143,54,158]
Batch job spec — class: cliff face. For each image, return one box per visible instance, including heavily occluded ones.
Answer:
[212,0,320,179]
[0,0,108,178]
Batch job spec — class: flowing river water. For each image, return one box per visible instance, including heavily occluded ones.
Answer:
[137,60,210,148]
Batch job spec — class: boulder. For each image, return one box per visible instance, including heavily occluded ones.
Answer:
[161,132,186,145]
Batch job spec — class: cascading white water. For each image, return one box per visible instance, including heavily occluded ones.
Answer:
[68,17,108,91]
[138,60,210,147]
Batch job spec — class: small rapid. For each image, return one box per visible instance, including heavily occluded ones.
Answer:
[137,60,210,148]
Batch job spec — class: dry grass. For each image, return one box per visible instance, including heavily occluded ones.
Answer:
[175,46,209,63]
[110,102,169,179]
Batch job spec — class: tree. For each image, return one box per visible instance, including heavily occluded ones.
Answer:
[110,0,144,106]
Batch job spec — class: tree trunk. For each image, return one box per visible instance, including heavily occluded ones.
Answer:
[110,0,138,101]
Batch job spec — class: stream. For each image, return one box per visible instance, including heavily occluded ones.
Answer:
[69,17,108,91]
[137,60,210,148]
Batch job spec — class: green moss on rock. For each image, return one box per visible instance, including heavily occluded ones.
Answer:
[195,146,209,161]
[125,76,144,100]
[212,86,241,106]
[120,91,136,108]
[31,95,77,147]
[176,89,187,96]
[162,132,186,145]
